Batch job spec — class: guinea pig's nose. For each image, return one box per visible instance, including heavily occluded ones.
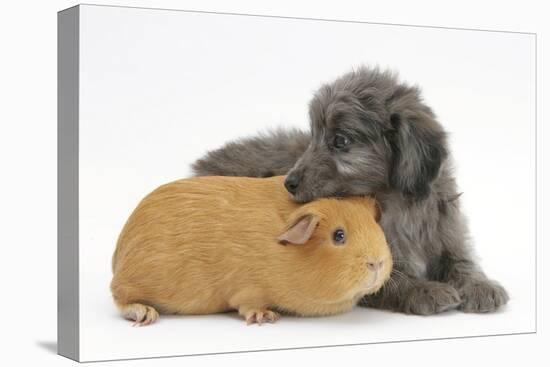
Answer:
[366,261,384,272]
[284,173,301,195]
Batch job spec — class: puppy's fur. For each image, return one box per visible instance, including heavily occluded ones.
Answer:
[192,66,508,315]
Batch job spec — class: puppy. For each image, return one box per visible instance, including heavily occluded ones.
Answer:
[192,66,508,315]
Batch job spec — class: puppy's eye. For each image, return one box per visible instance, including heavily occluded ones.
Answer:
[332,229,346,245]
[333,134,350,149]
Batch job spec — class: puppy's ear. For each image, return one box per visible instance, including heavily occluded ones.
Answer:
[386,111,448,201]
[278,214,320,245]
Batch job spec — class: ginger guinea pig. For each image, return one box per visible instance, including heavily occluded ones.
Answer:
[111,175,392,326]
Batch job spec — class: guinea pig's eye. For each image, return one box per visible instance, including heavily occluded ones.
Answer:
[332,229,346,245]
[333,134,351,149]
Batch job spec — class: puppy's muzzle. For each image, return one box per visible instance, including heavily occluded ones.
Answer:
[284,173,301,195]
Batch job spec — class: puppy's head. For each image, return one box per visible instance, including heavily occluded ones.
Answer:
[285,67,448,203]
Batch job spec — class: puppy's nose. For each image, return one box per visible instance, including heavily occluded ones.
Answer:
[366,261,384,272]
[284,174,301,195]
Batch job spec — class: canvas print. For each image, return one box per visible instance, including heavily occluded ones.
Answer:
[58,4,536,362]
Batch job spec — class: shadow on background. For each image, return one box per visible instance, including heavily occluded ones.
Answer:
[36,340,57,354]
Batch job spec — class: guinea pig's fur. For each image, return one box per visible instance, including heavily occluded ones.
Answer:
[111,176,392,326]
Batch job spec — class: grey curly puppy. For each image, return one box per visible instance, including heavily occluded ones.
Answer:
[192,66,508,315]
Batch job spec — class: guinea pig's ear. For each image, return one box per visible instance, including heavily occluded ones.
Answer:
[278,214,320,245]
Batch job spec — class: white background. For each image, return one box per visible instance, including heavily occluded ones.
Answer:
[76,4,536,362]
[0,0,547,366]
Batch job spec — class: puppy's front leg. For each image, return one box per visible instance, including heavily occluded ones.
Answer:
[430,197,509,313]
[362,269,461,315]
[438,249,509,313]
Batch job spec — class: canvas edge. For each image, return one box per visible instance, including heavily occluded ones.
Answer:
[58,4,80,362]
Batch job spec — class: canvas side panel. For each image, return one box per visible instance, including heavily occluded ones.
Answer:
[58,5,80,362]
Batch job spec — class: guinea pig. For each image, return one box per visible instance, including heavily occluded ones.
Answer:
[111,175,392,326]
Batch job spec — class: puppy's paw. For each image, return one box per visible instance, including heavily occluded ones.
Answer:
[458,279,509,313]
[243,309,280,325]
[402,281,461,315]
[122,303,160,326]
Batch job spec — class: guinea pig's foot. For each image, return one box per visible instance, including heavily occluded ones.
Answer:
[122,303,160,327]
[244,309,280,325]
